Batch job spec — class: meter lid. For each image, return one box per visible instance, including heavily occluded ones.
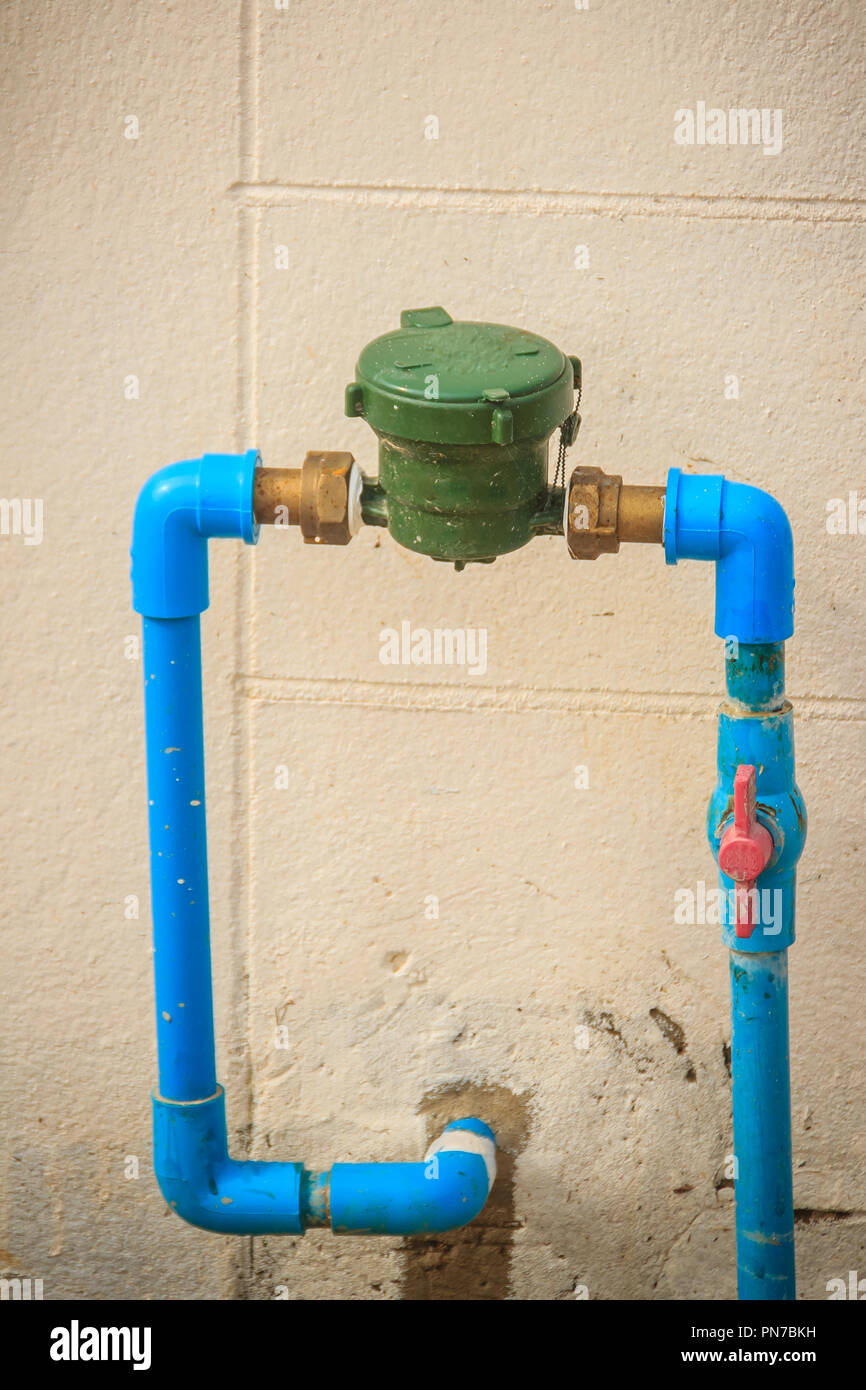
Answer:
[346,307,577,446]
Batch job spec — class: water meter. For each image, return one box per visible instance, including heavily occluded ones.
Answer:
[344,307,580,565]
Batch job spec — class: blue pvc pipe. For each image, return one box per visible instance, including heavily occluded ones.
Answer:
[667,471,805,1301]
[713,643,801,1299]
[133,453,496,1237]
[135,450,803,1288]
[143,615,217,1101]
[729,951,795,1298]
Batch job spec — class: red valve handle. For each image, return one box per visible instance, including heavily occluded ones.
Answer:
[718,764,774,939]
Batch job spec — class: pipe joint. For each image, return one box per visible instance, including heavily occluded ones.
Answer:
[131,451,260,618]
[664,469,794,643]
[152,1089,305,1235]
[152,1091,496,1237]
[564,467,666,559]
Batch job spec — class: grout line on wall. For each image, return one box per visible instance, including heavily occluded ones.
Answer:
[230,0,261,1301]
[238,674,866,723]
[238,2,254,183]
[229,204,258,1151]
[229,180,866,226]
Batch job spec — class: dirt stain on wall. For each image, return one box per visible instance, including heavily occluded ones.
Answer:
[399,1081,533,1301]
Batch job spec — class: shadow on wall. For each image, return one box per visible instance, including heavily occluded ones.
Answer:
[400,1081,533,1301]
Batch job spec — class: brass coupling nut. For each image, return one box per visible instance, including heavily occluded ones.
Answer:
[565,466,622,560]
[564,466,666,559]
[253,453,363,544]
[299,451,362,545]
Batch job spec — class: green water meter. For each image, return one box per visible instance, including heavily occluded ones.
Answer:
[345,307,579,565]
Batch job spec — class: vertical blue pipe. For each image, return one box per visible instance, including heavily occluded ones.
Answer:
[729,951,794,1297]
[710,641,803,1300]
[666,472,805,1300]
[143,614,217,1102]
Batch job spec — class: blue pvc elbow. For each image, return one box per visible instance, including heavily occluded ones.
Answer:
[663,469,794,643]
[131,451,260,618]
[328,1118,497,1234]
[153,1089,305,1235]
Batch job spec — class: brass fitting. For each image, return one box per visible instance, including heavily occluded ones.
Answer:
[565,466,665,559]
[565,466,620,560]
[617,483,667,544]
[253,468,301,525]
[253,453,362,544]
[299,451,359,545]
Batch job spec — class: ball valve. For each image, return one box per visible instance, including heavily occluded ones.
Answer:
[718,764,775,939]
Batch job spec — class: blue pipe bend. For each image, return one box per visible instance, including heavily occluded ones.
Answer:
[131,450,260,618]
[134,455,497,1237]
[153,1091,495,1237]
[664,468,794,643]
[153,1089,305,1235]
[328,1118,497,1235]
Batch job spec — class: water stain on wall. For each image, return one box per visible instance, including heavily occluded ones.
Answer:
[399,1081,533,1301]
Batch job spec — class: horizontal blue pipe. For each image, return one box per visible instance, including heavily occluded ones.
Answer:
[153,1093,495,1237]
[328,1118,496,1234]
[135,455,496,1237]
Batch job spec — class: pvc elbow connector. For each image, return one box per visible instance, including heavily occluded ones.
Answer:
[131,451,260,618]
[664,469,794,643]
[327,1118,497,1235]
[153,1089,305,1235]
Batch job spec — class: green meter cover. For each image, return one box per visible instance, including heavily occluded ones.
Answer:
[346,307,579,565]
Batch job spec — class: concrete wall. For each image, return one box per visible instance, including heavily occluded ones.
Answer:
[1,0,863,1300]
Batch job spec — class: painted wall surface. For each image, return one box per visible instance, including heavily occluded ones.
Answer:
[1,1,863,1300]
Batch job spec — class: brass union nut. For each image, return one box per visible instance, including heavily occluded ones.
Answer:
[565,465,622,560]
[299,451,360,545]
